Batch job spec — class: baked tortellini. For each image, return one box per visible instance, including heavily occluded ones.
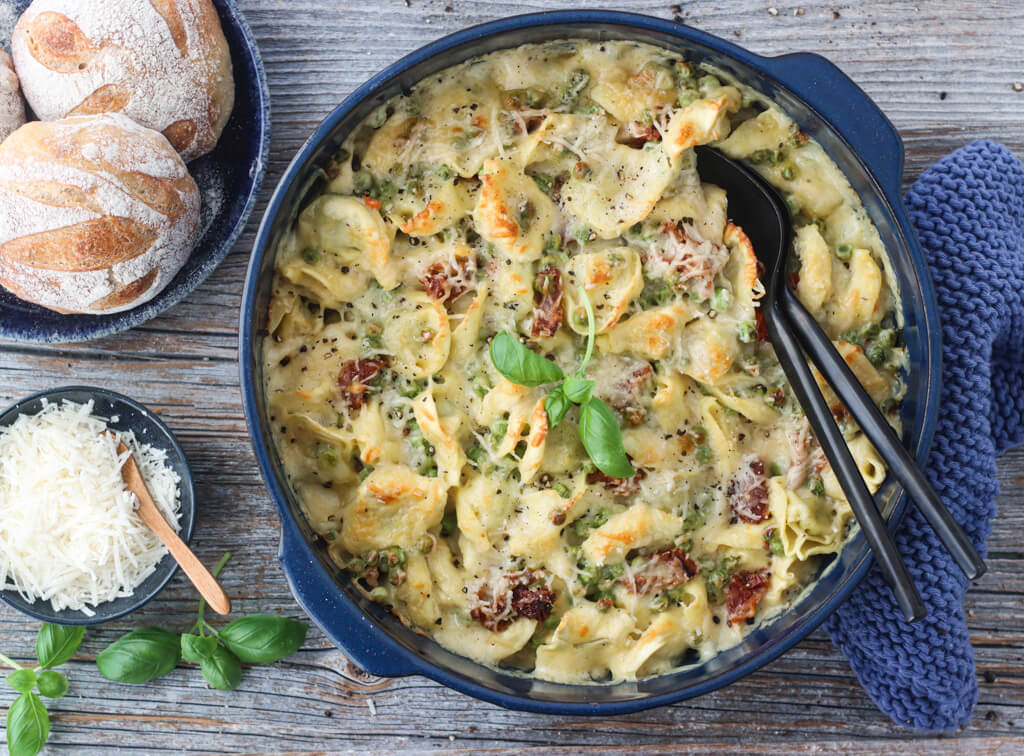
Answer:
[264,40,907,684]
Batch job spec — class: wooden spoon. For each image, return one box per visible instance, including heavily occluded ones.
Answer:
[114,438,231,615]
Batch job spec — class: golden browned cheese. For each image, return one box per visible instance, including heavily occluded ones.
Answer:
[0,51,26,143]
[0,113,200,314]
[11,0,235,161]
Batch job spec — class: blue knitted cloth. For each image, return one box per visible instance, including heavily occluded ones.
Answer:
[825,141,1024,730]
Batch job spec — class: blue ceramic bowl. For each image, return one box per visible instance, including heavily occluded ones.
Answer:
[0,0,269,344]
[240,11,942,714]
[0,387,196,625]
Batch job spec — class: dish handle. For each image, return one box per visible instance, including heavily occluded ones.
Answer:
[278,520,422,678]
[757,52,906,196]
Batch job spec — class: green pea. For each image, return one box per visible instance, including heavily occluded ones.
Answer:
[769,533,785,557]
[400,379,425,399]
[561,69,590,105]
[471,374,492,398]
[317,445,340,470]
[353,171,374,193]
[836,243,853,260]
[711,286,732,311]
[324,529,338,542]
[466,444,486,465]
[552,482,572,499]
[866,343,888,366]
[301,247,320,265]
[605,563,625,579]
[368,106,388,128]
[368,587,389,602]
[532,173,555,194]
[876,328,897,349]
[417,534,434,554]
[737,320,757,343]
[677,91,698,108]
[780,164,798,181]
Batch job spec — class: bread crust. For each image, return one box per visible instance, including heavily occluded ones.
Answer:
[12,0,235,161]
[0,51,27,143]
[0,113,200,314]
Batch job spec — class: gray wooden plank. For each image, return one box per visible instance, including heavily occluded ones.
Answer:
[0,0,1022,752]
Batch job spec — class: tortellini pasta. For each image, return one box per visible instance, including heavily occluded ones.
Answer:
[265,40,907,686]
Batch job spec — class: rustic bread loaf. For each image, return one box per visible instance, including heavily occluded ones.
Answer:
[0,113,201,314]
[0,51,26,143]
[11,0,234,161]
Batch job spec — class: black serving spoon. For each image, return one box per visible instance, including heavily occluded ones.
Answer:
[695,146,985,584]
[694,145,928,621]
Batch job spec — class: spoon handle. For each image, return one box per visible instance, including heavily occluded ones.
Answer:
[764,302,926,622]
[120,449,232,615]
[781,288,986,580]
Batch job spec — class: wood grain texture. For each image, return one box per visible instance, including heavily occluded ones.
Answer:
[1,1,1022,753]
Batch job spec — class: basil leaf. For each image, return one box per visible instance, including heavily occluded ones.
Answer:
[6,692,49,756]
[562,376,595,404]
[578,397,635,478]
[96,627,181,684]
[36,624,84,669]
[545,386,571,428]
[489,332,563,387]
[6,669,36,695]
[219,615,308,665]
[35,671,68,700]
[181,634,218,663]
[200,646,242,692]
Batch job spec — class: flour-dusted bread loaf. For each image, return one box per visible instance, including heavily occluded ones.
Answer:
[0,51,26,143]
[0,113,200,314]
[12,0,234,161]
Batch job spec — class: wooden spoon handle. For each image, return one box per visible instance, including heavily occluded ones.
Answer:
[119,444,232,615]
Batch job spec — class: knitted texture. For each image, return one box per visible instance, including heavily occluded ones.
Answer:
[825,141,1024,730]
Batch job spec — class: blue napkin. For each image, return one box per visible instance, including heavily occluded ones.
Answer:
[825,141,1024,730]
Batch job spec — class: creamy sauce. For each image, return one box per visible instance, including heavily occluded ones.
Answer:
[263,40,905,683]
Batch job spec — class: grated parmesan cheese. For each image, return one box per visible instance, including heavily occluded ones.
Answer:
[0,399,181,615]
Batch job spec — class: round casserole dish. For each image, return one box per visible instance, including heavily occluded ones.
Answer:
[240,10,941,714]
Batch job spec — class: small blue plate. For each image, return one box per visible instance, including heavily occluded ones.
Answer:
[0,387,197,625]
[0,0,269,343]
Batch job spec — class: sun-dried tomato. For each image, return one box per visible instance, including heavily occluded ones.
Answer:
[625,549,699,595]
[511,583,555,622]
[470,571,555,631]
[531,265,564,338]
[607,363,653,425]
[726,570,770,623]
[755,308,770,342]
[586,467,646,497]
[419,256,474,303]
[337,357,387,410]
[728,456,770,524]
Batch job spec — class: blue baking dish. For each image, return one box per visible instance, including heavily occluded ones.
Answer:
[240,10,942,714]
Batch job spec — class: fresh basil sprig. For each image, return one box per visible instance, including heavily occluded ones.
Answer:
[489,285,635,478]
[1,623,82,756]
[96,552,308,692]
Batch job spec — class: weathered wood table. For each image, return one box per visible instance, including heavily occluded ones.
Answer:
[1,1,1022,752]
